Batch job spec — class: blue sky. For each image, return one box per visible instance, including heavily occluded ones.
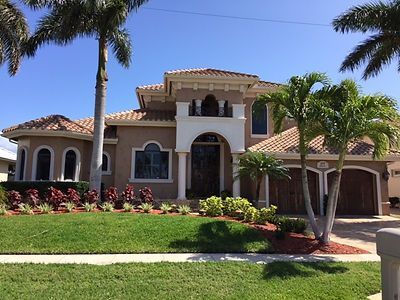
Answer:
[1,0,399,151]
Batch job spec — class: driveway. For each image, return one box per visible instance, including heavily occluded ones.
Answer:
[318,215,400,253]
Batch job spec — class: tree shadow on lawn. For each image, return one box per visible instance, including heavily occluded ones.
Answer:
[263,262,349,280]
[169,220,271,253]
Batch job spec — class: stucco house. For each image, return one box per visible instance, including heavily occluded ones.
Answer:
[2,68,399,215]
[0,148,16,182]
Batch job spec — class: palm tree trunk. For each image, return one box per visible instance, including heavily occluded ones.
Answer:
[89,36,108,192]
[322,150,346,244]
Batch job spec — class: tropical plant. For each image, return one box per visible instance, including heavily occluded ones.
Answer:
[333,0,400,79]
[83,202,97,212]
[222,197,252,217]
[257,73,330,239]
[100,201,114,212]
[65,188,81,206]
[122,202,133,212]
[0,0,29,75]
[104,187,118,203]
[139,187,153,204]
[38,203,53,214]
[139,202,153,213]
[199,196,224,217]
[45,187,65,210]
[313,79,400,243]
[65,201,75,213]
[243,206,258,223]
[25,188,40,207]
[18,203,33,215]
[255,206,278,225]
[0,204,8,216]
[121,185,135,203]
[236,152,290,203]
[8,190,22,209]
[0,186,7,206]
[24,0,149,191]
[160,202,172,214]
[84,190,99,204]
[177,205,191,215]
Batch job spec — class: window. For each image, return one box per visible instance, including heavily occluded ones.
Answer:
[35,149,51,180]
[102,152,111,175]
[63,149,80,181]
[131,142,172,182]
[251,102,268,135]
[18,148,26,181]
[393,170,400,177]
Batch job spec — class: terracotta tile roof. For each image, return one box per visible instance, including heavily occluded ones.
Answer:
[136,83,164,91]
[105,109,175,122]
[249,127,400,157]
[255,80,282,88]
[3,115,93,135]
[165,68,259,79]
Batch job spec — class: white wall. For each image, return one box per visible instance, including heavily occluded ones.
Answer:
[0,161,9,182]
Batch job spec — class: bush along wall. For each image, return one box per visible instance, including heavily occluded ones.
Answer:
[0,181,90,199]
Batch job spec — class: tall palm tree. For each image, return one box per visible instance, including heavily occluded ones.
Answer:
[333,0,400,79]
[0,0,29,75]
[256,73,330,239]
[236,152,290,203]
[24,0,148,191]
[312,79,400,243]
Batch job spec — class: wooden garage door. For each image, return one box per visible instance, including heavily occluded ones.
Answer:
[269,169,319,214]
[327,169,376,215]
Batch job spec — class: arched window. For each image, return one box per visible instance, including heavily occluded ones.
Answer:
[251,102,268,135]
[202,94,218,117]
[63,150,77,181]
[134,143,170,180]
[36,149,51,180]
[17,148,26,181]
[102,152,111,175]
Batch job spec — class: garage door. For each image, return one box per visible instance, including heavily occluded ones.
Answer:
[327,169,376,215]
[269,168,320,214]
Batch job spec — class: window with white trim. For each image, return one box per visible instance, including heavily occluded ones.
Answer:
[251,102,268,135]
[36,148,51,180]
[18,148,26,181]
[63,148,80,181]
[102,152,111,174]
[134,143,169,179]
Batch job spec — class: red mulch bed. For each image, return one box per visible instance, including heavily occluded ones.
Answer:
[4,208,368,254]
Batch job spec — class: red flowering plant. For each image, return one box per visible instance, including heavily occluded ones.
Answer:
[8,190,22,209]
[84,190,99,204]
[139,187,153,204]
[65,188,81,206]
[104,187,118,204]
[25,189,40,207]
[46,187,65,210]
[121,185,135,204]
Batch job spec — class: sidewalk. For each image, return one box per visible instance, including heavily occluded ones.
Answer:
[0,253,380,265]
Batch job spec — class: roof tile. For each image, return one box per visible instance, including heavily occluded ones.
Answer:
[165,68,259,79]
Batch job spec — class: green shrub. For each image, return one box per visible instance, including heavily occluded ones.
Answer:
[0,186,7,206]
[178,205,191,215]
[65,201,75,213]
[292,218,307,234]
[199,196,224,217]
[0,204,8,216]
[255,205,278,225]
[160,202,172,214]
[222,197,252,217]
[38,203,53,214]
[243,207,258,222]
[139,203,153,213]
[0,181,89,201]
[276,217,307,234]
[18,203,33,215]
[123,202,133,212]
[83,202,96,212]
[101,202,114,212]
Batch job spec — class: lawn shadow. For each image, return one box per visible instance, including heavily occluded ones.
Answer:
[169,220,270,253]
[263,261,349,280]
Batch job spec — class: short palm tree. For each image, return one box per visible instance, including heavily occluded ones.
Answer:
[0,0,29,75]
[24,0,149,191]
[256,73,330,239]
[313,79,400,243]
[333,0,400,79]
[236,152,290,203]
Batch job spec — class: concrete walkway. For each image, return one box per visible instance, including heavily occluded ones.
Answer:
[0,253,380,265]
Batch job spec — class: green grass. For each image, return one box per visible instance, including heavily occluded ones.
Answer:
[0,262,380,299]
[0,213,271,253]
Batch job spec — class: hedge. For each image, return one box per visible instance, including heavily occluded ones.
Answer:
[0,181,90,198]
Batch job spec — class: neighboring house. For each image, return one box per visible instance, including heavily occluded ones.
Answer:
[388,161,400,198]
[2,68,399,215]
[0,148,16,182]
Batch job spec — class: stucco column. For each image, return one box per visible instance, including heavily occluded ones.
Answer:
[218,100,225,117]
[232,153,240,197]
[177,152,187,200]
[195,99,202,116]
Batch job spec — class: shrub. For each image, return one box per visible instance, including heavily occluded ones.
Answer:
[8,190,22,209]
[65,188,81,206]
[0,186,7,206]
[178,205,191,215]
[139,187,153,204]
[19,203,33,215]
[139,202,153,213]
[83,202,97,212]
[101,201,114,212]
[243,207,258,223]
[104,187,118,204]
[220,190,231,200]
[65,201,75,213]
[38,203,53,214]
[292,218,308,234]
[0,204,8,216]
[255,205,278,225]
[123,202,133,212]
[25,189,40,206]
[277,217,295,233]
[84,190,99,204]
[160,202,172,214]
[45,187,65,210]
[223,197,252,217]
[121,185,135,204]
[199,196,224,217]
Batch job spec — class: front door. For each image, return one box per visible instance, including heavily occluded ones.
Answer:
[191,145,220,197]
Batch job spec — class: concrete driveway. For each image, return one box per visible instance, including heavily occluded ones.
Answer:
[320,215,400,253]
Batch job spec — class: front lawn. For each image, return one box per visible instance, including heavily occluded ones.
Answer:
[0,262,380,299]
[0,213,271,253]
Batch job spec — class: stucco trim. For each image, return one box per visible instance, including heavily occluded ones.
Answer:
[266,152,400,162]
[31,145,55,181]
[106,120,176,127]
[60,147,81,182]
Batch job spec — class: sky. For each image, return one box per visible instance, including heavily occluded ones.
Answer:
[1,0,400,152]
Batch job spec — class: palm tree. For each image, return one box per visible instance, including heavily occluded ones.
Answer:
[236,152,290,203]
[312,79,400,243]
[0,0,29,75]
[256,73,330,239]
[24,0,148,191]
[333,0,400,79]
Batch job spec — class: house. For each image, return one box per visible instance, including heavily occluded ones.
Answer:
[388,161,400,199]
[0,148,16,182]
[2,68,399,215]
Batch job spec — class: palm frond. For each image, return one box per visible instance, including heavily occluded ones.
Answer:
[108,28,132,68]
